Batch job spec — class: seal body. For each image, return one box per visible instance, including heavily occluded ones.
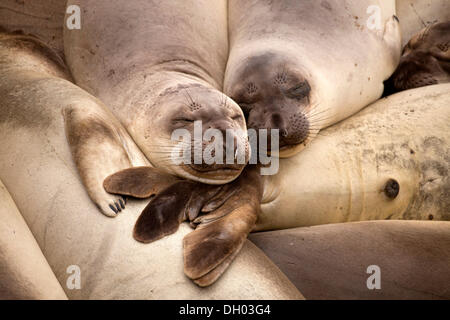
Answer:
[250,220,450,299]
[258,84,450,230]
[0,32,303,299]
[225,0,402,157]
[64,0,249,186]
[0,0,66,55]
[0,178,67,300]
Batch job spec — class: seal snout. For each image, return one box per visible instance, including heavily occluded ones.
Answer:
[252,110,309,149]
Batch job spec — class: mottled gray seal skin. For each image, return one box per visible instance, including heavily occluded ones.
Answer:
[257,84,450,231]
[64,0,249,216]
[225,0,402,157]
[387,22,450,92]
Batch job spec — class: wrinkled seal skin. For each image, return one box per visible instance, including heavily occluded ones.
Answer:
[250,220,450,299]
[0,32,303,300]
[387,22,450,92]
[64,0,249,216]
[225,0,402,157]
[258,84,450,231]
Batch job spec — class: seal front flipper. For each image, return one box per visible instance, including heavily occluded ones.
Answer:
[133,181,222,243]
[104,166,179,199]
[183,202,258,286]
[63,101,144,217]
[183,166,263,286]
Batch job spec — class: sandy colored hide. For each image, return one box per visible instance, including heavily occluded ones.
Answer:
[259,84,450,230]
[0,31,302,300]
[250,220,450,299]
[0,179,67,300]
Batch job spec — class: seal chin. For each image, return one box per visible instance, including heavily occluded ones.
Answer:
[174,164,245,185]
[269,130,318,158]
[271,143,307,158]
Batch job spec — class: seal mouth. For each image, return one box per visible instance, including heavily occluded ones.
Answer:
[177,164,244,184]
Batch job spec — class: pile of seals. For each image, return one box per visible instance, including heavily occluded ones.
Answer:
[0,0,448,298]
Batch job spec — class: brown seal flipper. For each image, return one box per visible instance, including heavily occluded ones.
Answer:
[192,237,244,287]
[104,166,179,199]
[183,166,263,286]
[133,181,223,243]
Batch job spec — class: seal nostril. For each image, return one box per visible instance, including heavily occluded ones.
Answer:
[384,179,400,199]
[271,113,283,128]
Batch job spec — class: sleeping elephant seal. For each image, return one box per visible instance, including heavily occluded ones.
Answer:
[257,83,450,231]
[225,0,402,157]
[64,0,250,215]
[0,179,67,300]
[0,32,303,299]
[387,22,450,92]
[250,220,450,299]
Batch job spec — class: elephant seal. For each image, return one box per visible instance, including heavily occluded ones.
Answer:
[0,32,303,299]
[387,22,450,92]
[63,0,250,216]
[257,83,450,230]
[224,0,401,157]
[250,220,450,299]
[0,178,67,300]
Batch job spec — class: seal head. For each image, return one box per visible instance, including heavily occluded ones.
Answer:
[139,82,250,184]
[226,52,314,157]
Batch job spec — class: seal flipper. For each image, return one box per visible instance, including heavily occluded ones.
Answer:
[133,181,194,243]
[133,181,223,243]
[183,166,262,286]
[193,240,244,287]
[104,166,179,199]
[64,101,143,217]
[183,202,258,283]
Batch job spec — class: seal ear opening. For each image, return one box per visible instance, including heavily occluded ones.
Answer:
[103,166,179,199]
[133,181,195,243]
